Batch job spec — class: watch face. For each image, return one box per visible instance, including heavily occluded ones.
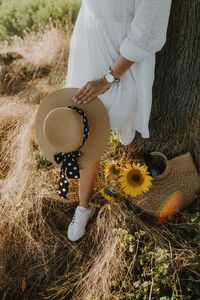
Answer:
[105,73,114,83]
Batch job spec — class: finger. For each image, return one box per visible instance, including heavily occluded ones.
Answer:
[77,82,89,95]
[77,84,93,101]
[82,93,97,104]
[77,89,95,103]
[72,85,87,102]
[75,81,91,98]
[74,86,91,103]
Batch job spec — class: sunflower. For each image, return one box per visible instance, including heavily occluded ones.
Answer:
[104,161,121,179]
[118,162,153,197]
[100,187,118,202]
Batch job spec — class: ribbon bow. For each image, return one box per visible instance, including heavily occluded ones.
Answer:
[54,150,82,198]
[53,105,90,199]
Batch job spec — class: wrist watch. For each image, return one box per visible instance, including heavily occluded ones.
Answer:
[104,66,120,85]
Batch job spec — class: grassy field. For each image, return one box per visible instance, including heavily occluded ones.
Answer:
[0,0,81,41]
[0,4,199,300]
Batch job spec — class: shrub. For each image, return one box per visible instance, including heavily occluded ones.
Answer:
[0,0,81,41]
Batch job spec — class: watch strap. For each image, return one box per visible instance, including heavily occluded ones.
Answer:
[109,66,120,83]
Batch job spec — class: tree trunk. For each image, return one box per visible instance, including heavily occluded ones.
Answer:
[131,0,200,172]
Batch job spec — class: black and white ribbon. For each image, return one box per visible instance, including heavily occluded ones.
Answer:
[53,106,89,199]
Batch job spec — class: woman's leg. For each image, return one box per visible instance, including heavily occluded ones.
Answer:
[79,159,100,208]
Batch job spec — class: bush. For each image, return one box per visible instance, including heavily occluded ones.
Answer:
[0,0,81,41]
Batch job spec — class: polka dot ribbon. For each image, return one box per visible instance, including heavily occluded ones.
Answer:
[53,106,90,199]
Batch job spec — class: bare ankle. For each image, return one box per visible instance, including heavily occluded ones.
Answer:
[79,202,90,209]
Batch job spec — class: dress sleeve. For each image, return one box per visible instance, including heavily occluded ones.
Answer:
[119,0,172,62]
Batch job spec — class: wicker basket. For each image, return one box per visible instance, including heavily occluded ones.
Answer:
[131,151,200,223]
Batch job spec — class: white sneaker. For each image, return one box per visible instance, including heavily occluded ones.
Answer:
[67,204,96,242]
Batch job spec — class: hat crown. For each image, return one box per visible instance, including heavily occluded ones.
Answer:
[44,107,84,153]
[35,87,110,170]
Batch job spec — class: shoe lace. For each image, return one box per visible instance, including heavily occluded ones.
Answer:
[71,213,77,224]
[71,206,93,226]
[71,209,83,225]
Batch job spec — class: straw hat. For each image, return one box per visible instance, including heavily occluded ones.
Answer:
[131,151,200,223]
[35,88,110,198]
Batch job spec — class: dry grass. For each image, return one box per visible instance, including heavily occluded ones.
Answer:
[0,21,199,300]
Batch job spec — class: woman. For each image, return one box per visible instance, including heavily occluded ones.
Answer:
[65,0,172,241]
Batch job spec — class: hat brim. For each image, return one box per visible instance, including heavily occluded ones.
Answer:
[35,88,111,169]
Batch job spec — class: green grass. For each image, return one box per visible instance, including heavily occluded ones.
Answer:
[0,0,81,41]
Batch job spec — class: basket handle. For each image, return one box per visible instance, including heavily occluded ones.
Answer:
[150,151,170,179]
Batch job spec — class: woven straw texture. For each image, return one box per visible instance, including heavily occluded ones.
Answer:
[131,151,200,223]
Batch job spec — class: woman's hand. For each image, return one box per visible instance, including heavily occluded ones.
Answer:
[72,77,112,104]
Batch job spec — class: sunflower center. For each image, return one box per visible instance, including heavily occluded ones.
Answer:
[132,174,140,182]
[127,169,144,186]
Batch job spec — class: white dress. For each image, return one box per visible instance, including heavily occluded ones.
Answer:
[65,0,172,145]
